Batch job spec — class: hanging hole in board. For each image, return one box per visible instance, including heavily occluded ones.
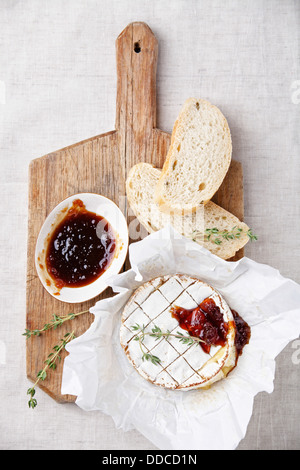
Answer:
[134,42,141,53]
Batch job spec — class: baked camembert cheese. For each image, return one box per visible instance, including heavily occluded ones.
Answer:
[120,274,244,390]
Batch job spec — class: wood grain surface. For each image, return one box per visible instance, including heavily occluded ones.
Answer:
[26,22,244,403]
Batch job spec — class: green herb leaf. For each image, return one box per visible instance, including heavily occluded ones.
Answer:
[25,331,75,409]
[191,226,258,246]
[22,309,89,339]
[130,325,206,366]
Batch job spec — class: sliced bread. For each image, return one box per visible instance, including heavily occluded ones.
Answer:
[154,98,232,213]
[126,162,250,260]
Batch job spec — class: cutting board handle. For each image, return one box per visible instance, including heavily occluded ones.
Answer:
[115,22,158,140]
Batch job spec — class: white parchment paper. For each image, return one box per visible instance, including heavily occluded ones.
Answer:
[61,226,300,450]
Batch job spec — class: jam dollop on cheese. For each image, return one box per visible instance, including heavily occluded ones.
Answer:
[46,199,116,289]
[171,297,229,354]
[231,309,251,358]
[171,297,251,357]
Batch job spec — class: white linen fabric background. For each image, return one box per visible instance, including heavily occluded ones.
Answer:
[0,0,299,450]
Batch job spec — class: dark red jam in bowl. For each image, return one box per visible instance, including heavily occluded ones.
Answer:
[46,199,116,289]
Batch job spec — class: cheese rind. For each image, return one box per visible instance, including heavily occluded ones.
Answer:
[120,274,237,390]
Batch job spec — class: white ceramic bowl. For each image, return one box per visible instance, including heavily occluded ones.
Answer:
[35,193,129,303]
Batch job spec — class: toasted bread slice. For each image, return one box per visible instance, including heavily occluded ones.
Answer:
[126,162,249,260]
[154,98,232,213]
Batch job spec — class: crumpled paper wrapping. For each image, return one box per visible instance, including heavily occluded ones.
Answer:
[61,226,300,450]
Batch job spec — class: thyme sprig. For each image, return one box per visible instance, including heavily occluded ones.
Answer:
[131,323,205,366]
[24,307,91,409]
[23,309,89,339]
[191,226,258,245]
[27,331,76,409]
[246,229,258,242]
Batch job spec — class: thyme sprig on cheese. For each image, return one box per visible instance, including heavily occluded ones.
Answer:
[191,226,258,245]
[131,323,205,366]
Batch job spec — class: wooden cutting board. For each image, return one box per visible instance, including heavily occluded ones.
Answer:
[26,22,244,403]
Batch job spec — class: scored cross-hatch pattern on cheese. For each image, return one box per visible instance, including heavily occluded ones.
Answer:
[120,274,237,390]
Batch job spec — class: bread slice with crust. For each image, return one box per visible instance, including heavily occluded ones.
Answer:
[126,162,250,260]
[154,98,232,213]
